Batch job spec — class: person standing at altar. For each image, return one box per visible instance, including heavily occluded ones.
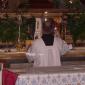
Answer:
[26,18,69,67]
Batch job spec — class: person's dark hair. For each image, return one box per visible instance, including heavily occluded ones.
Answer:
[42,18,55,34]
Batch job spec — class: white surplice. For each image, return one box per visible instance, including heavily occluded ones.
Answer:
[26,37,69,67]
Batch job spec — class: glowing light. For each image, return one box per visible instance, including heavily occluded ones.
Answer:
[69,0,72,4]
[44,11,48,15]
[45,18,47,21]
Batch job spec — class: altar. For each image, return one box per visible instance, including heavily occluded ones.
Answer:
[15,66,85,85]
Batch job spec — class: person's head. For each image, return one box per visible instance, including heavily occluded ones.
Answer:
[42,18,55,35]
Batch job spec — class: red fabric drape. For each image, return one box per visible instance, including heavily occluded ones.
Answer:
[2,69,18,85]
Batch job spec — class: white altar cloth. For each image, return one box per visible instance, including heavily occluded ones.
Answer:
[16,66,85,85]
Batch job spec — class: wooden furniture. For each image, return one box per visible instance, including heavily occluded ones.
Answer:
[0,47,85,68]
[0,52,28,68]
